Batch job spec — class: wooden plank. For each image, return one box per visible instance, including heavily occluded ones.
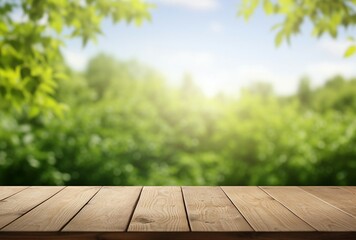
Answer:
[261,186,356,231]
[1,232,356,240]
[222,186,314,231]
[183,187,253,232]
[128,186,189,232]
[63,186,142,232]
[302,187,356,218]
[0,187,28,200]
[0,186,63,229]
[2,186,100,232]
[342,186,356,194]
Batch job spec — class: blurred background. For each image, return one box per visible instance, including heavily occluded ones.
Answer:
[1,0,356,185]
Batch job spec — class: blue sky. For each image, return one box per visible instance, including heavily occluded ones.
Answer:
[64,0,356,96]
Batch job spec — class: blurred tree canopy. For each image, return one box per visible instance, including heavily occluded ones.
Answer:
[2,0,355,118]
[1,53,356,186]
[1,1,356,186]
[0,0,151,116]
[238,0,356,56]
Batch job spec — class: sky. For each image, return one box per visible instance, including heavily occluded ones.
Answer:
[63,0,356,96]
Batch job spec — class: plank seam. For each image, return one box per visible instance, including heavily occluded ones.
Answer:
[298,187,356,219]
[180,187,192,232]
[219,186,255,232]
[0,186,67,230]
[58,186,103,232]
[0,186,30,201]
[258,187,318,231]
[125,186,144,232]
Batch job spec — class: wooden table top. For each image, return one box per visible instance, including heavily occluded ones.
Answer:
[0,186,355,240]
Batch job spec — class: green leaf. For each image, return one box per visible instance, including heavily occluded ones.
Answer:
[344,45,356,58]
[278,0,294,13]
[0,22,7,33]
[238,0,260,21]
[51,19,63,33]
[312,27,322,38]
[275,30,284,47]
[271,23,282,31]
[29,106,40,118]
[263,0,274,14]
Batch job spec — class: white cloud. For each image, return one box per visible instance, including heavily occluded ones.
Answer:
[141,44,356,96]
[319,39,350,57]
[178,64,300,97]
[172,51,215,67]
[305,61,356,86]
[140,48,224,95]
[63,49,89,71]
[141,46,302,96]
[210,21,224,33]
[162,50,217,91]
[234,65,298,95]
[154,0,219,11]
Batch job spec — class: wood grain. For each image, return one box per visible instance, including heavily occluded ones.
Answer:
[1,186,356,238]
[0,187,64,229]
[342,186,356,194]
[222,186,314,231]
[128,186,189,232]
[63,186,142,232]
[183,187,253,232]
[302,186,356,217]
[1,232,356,240]
[0,187,28,200]
[261,186,356,231]
[2,186,100,232]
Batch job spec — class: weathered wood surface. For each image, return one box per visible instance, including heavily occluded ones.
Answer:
[222,186,314,231]
[183,187,253,231]
[261,186,356,231]
[0,186,355,240]
[128,186,189,232]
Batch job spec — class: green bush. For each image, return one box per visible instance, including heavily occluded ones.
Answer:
[1,55,356,185]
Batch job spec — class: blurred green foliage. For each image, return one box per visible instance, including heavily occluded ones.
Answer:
[0,0,151,115]
[1,1,356,186]
[238,0,356,56]
[1,54,356,186]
